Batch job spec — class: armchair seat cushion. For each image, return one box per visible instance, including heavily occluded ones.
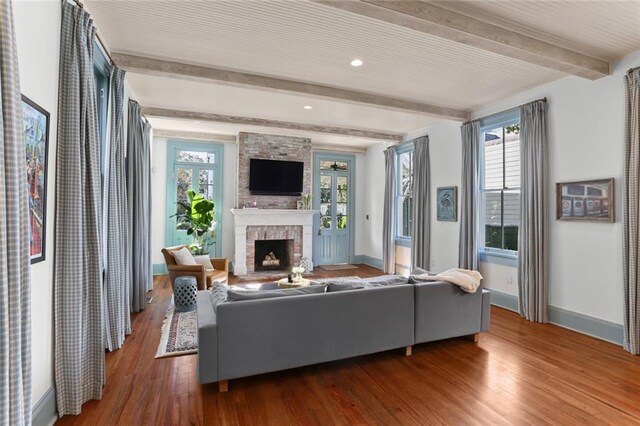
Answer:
[207,269,228,286]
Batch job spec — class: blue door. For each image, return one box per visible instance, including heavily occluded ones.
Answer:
[313,154,354,265]
[166,141,223,256]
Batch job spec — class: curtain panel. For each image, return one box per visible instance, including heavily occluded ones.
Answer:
[0,1,32,424]
[459,121,480,270]
[54,2,104,416]
[411,136,430,270]
[517,99,549,323]
[103,67,131,350]
[623,68,640,354]
[383,146,397,273]
[127,100,152,312]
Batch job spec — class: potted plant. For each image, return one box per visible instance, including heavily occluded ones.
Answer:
[173,189,216,255]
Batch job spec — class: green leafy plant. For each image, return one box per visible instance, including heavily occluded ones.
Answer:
[173,189,216,255]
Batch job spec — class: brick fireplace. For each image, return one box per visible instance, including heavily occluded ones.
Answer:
[231,209,317,276]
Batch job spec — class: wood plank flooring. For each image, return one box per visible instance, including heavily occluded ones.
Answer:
[56,265,640,425]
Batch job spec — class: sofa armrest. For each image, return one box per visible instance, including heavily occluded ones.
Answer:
[413,281,483,344]
[196,291,218,384]
[209,257,228,272]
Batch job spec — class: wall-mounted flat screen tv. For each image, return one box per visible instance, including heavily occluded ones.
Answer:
[249,158,304,196]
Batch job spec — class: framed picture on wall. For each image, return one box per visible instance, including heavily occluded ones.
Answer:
[22,95,50,264]
[556,178,614,222]
[436,186,458,221]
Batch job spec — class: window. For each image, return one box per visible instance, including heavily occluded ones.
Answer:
[93,41,110,176]
[395,146,413,243]
[480,111,520,259]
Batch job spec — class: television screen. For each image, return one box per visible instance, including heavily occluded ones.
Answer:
[249,158,304,196]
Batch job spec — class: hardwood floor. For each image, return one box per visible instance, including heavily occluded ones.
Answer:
[56,265,640,425]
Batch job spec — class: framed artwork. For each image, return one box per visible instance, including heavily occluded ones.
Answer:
[556,178,614,222]
[437,186,457,221]
[22,95,50,264]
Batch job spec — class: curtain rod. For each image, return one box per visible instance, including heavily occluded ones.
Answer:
[470,97,547,124]
[65,0,116,66]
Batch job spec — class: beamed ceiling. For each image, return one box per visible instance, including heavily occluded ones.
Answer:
[85,0,640,147]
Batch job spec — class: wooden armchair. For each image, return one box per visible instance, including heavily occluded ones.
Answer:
[161,245,229,291]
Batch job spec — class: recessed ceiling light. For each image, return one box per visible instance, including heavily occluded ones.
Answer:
[304,105,313,110]
[193,120,201,124]
[350,59,364,67]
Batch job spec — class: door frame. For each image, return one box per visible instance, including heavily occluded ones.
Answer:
[312,152,356,265]
[165,140,224,257]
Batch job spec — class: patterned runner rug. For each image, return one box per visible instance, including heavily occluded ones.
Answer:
[155,276,361,358]
[155,301,198,358]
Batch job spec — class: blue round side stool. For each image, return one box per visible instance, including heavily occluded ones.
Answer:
[174,276,198,312]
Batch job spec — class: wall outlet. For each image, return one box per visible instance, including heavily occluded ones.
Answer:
[430,259,436,268]
[507,276,513,286]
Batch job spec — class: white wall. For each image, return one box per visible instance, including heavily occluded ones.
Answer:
[150,137,237,266]
[14,0,60,407]
[359,142,393,261]
[419,50,640,325]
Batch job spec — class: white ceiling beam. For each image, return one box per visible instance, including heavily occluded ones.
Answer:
[152,129,237,143]
[113,52,470,120]
[142,107,404,141]
[314,0,610,80]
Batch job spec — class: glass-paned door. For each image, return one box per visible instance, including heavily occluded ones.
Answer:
[313,154,354,265]
[166,142,223,256]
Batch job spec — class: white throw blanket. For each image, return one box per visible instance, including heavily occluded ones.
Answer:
[413,268,483,293]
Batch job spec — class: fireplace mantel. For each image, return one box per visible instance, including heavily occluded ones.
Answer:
[230,209,319,276]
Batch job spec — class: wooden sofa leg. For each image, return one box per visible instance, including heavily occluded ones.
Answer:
[405,345,412,356]
[218,380,228,392]
[465,333,480,343]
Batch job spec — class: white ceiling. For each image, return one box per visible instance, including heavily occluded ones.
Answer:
[85,0,640,146]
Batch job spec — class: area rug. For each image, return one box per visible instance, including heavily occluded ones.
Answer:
[319,264,359,271]
[155,301,198,359]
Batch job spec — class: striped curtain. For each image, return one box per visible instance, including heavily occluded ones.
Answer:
[103,67,131,350]
[518,99,548,323]
[623,68,640,354]
[458,121,480,270]
[0,1,32,424]
[382,146,397,273]
[411,136,430,270]
[127,100,152,312]
[54,2,104,416]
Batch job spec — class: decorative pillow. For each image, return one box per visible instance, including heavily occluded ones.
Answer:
[209,281,228,312]
[227,284,326,301]
[410,267,432,276]
[172,247,196,265]
[193,255,215,271]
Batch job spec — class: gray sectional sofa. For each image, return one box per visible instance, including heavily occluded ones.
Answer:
[196,274,491,391]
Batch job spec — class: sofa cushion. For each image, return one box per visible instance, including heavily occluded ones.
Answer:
[226,284,326,301]
[194,255,215,271]
[172,247,197,265]
[326,281,367,292]
[209,281,228,312]
[363,275,410,286]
